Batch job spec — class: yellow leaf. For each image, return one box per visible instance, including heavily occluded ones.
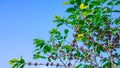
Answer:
[8,58,18,65]
[79,3,88,10]
[78,34,83,37]
[62,1,70,5]
[53,15,60,19]
[65,19,69,24]
[8,61,13,65]
[77,34,83,40]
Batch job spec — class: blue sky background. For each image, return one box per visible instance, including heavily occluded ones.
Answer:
[0,0,120,68]
[0,0,67,68]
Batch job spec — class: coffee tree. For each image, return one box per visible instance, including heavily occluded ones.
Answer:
[9,0,120,68]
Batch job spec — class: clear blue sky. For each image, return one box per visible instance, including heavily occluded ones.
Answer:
[0,0,67,68]
[0,0,120,68]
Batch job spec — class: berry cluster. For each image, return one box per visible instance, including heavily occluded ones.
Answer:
[27,62,63,67]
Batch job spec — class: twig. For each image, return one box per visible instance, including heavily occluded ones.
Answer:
[59,56,68,68]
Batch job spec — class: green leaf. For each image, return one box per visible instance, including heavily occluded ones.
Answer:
[48,57,51,62]
[20,56,25,63]
[33,39,45,48]
[96,46,101,54]
[17,63,22,68]
[107,1,113,6]
[80,54,84,59]
[63,35,67,39]
[102,58,107,63]
[66,7,76,13]
[33,53,40,59]
[82,10,93,16]
[39,56,46,59]
[12,63,18,68]
[89,4,94,9]
[8,58,18,65]
[62,1,70,5]
[9,56,25,68]
[115,1,120,5]
[20,64,25,68]
[43,45,52,54]
[43,46,48,54]
[91,1,100,6]
[51,52,56,55]
[68,15,76,19]
[64,29,69,34]
[84,65,91,68]
[62,55,66,60]
[53,15,60,19]
[118,59,120,65]
[33,51,41,59]
[75,64,82,68]
[103,7,112,13]
[55,35,63,40]
[73,50,80,57]
[103,62,111,68]
[102,0,107,3]
[115,17,120,24]
[57,23,64,27]
[49,28,60,36]
[61,45,71,53]
[33,48,40,52]
[112,10,120,12]
[86,15,94,19]
[69,0,75,4]
[85,0,90,4]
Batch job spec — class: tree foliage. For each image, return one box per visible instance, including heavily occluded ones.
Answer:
[9,0,120,68]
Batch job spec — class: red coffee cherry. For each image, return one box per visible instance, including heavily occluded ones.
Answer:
[46,62,49,66]
[51,62,53,66]
[34,62,37,66]
[56,63,59,67]
[70,43,75,46]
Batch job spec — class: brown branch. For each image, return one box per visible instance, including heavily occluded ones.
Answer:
[59,56,68,68]
[25,62,64,67]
